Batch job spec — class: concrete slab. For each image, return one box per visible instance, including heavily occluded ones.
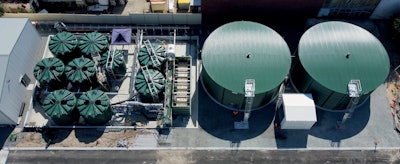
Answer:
[0,150,9,164]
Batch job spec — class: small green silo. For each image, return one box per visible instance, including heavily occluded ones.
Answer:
[137,42,166,69]
[42,89,78,125]
[79,32,109,57]
[201,21,291,110]
[48,32,79,63]
[135,68,165,103]
[33,57,65,90]
[65,57,97,91]
[100,50,127,79]
[291,21,390,110]
[77,90,113,125]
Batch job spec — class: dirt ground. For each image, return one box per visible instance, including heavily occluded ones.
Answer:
[386,81,400,132]
[13,129,155,148]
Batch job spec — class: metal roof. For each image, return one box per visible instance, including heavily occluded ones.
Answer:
[202,21,291,94]
[298,21,390,94]
[0,18,28,56]
[0,18,29,103]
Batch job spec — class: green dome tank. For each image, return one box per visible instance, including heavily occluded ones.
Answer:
[77,90,113,125]
[42,89,78,125]
[33,57,65,90]
[65,57,97,91]
[48,32,79,63]
[137,43,166,68]
[79,32,109,57]
[201,21,291,110]
[135,68,165,103]
[100,50,127,79]
[291,21,390,110]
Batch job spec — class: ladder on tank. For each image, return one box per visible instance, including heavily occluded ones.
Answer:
[105,49,116,80]
[141,65,159,102]
[341,79,362,126]
[234,79,255,129]
[143,40,161,67]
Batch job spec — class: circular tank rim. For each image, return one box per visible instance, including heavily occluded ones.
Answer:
[202,21,291,94]
[298,21,390,94]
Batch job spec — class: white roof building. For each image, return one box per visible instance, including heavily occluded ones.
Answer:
[280,93,317,129]
[0,18,42,125]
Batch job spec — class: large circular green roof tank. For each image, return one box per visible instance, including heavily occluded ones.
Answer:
[65,57,97,90]
[77,90,113,125]
[201,21,291,110]
[135,69,165,103]
[33,57,65,90]
[100,50,127,79]
[42,89,79,125]
[291,21,390,110]
[79,32,109,57]
[48,32,79,63]
[137,43,166,68]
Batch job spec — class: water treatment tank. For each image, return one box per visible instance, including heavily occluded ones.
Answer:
[100,50,127,79]
[135,68,165,103]
[42,89,79,125]
[77,90,113,125]
[201,21,291,110]
[291,21,390,110]
[65,57,97,91]
[79,32,109,57]
[137,41,166,69]
[33,57,65,90]
[48,32,79,63]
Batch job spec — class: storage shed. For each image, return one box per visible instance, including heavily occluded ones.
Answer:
[0,18,42,124]
[291,21,390,110]
[280,94,317,129]
[201,21,291,110]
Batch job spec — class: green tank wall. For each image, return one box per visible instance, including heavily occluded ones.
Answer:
[202,70,280,109]
[291,62,370,110]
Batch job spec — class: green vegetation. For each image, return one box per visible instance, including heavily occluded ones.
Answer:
[9,133,17,142]
[393,16,400,42]
[0,2,4,17]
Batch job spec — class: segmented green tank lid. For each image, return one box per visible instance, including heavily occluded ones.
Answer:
[65,57,96,84]
[137,44,166,68]
[135,69,165,97]
[49,32,78,57]
[100,50,127,77]
[33,57,64,85]
[42,89,78,125]
[77,90,113,125]
[79,32,109,56]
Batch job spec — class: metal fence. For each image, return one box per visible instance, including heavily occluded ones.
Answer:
[3,13,201,25]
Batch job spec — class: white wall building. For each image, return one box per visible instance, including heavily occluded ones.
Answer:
[0,18,42,125]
